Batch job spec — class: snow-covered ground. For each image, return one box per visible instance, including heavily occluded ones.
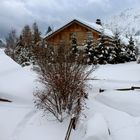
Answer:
[1,49,140,140]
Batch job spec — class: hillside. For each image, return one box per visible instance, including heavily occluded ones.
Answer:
[106,8,140,35]
[105,7,140,45]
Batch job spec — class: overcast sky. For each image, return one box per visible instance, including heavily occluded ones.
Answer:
[0,0,140,39]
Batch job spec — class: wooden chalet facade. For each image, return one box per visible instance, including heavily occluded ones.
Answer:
[44,19,113,48]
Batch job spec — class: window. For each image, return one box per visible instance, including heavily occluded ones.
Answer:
[69,32,77,40]
[87,32,93,41]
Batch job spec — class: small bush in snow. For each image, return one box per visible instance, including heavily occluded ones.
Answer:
[33,44,95,122]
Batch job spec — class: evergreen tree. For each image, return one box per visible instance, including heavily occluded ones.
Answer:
[14,45,35,66]
[70,33,79,62]
[21,25,32,46]
[127,36,136,61]
[71,37,77,53]
[5,30,18,59]
[32,22,41,44]
[81,32,137,65]
[128,36,134,50]
[84,39,94,64]
[95,35,109,64]
[119,45,129,63]
[71,34,78,54]
[113,32,123,63]
[114,32,120,47]
[13,25,37,66]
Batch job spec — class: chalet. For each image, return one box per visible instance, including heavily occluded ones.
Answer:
[44,19,114,48]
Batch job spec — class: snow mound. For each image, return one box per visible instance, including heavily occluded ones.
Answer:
[0,49,20,74]
[0,49,37,104]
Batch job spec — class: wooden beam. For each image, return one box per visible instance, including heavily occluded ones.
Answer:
[0,98,12,102]
[99,86,140,93]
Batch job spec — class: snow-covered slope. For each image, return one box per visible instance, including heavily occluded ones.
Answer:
[106,8,140,36]
[0,49,38,140]
[105,7,140,46]
[1,49,140,140]
[0,49,37,104]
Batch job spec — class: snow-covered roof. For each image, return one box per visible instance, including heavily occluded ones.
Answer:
[44,18,114,39]
[75,19,114,37]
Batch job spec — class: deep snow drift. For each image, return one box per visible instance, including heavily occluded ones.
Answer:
[1,49,140,140]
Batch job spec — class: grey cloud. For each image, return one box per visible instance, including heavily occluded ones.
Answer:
[0,0,139,39]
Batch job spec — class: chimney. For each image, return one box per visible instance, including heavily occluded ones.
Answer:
[46,26,52,35]
[96,19,102,26]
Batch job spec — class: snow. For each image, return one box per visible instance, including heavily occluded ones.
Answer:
[77,19,114,38]
[105,7,140,46]
[0,49,37,104]
[86,99,140,140]
[93,62,140,81]
[75,19,114,38]
[119,35,129,45]
[96,91,140,116]
[105,7,140,36]
[1,49,140,140]
[0,49,20,73]
[85,113,111,140]
[0,105,32,140]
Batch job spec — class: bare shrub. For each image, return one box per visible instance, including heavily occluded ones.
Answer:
[33,44,95,122]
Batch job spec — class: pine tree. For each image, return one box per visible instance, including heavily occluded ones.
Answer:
[96,34,109,64]
[127,36,136,61]
[114,32,120,47]
[5,30,18,59]
[14,45,35,66]
[21,25,32,46]
[71,34,78,54]
[84,39,94,64]
[13,24,38,66]
[70,33,79,62]
[32,22,41,44]
[113,32,122,63]
[128,36,134,50]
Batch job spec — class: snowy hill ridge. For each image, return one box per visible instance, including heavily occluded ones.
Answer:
[105,7,140,36]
